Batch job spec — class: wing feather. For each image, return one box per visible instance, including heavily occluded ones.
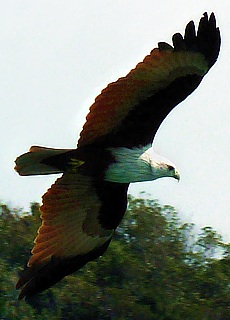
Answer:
[16,173,117,299]
[78,13,220,148]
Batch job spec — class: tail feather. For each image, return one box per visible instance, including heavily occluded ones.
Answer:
[15,146,73,176]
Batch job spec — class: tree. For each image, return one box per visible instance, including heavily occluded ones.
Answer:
[0,197,229,319]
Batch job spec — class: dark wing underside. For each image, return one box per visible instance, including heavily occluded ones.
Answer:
[78,13,220,149]
[16,173,128,299]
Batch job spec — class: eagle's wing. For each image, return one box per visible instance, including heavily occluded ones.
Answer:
[16,173,128,299]
[78,13,220,149]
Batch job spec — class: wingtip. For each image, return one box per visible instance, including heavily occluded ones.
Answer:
[16,237,113,299]
[209,12,216,25]
[16,277,28,300]
[172,12,220,69]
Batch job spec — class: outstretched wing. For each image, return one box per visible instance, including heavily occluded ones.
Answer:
[78,13,220,149]
[16,173,128,299]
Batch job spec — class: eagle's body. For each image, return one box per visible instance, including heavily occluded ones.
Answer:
[15,13,220,299]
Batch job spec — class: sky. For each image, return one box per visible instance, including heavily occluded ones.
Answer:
[0,1,229,241]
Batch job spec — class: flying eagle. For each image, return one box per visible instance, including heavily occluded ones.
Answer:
[15,13,220,299]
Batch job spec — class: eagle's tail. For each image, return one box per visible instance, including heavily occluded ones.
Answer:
[15,146,74,176]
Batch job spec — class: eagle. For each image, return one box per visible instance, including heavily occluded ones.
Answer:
[15,13,220,299]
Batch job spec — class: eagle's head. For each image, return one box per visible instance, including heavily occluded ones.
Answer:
[105,146,180,183]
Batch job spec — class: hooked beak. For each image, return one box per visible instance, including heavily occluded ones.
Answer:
[174,170,180,182]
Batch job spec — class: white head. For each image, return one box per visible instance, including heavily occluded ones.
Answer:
[105,146,180,183]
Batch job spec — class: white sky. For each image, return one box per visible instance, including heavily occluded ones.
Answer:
[0,1,229,241]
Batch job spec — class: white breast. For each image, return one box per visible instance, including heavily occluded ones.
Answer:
[104,145,157,183]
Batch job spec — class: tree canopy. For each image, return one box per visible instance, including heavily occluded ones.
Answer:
[0,196,229,319]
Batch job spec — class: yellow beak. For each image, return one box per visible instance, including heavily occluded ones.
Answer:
[174,170,180,182]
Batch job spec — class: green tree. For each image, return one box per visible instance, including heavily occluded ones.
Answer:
[0,198,229,319]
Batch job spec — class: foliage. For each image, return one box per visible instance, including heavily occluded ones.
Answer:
[0,197,229,319]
